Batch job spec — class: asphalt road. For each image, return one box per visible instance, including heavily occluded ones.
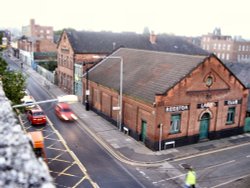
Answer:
[26,74,147,188]
[169,143,250,188]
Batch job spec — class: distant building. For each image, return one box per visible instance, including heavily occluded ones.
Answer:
[0,30,11,48]
[17,19,56,66]
[56,29,209,95]
[22,19,54,41]
[201,28,250,63]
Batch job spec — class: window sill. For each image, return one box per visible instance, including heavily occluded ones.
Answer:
[169,131,181,135]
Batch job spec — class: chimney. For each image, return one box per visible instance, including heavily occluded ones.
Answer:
[149,31,157,44]
[30,19,35,26]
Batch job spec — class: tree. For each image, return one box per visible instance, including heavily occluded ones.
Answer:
[0,56,7,74]
[0,57,26,105]
[2,71,26,105]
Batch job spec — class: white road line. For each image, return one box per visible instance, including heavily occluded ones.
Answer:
[246,155,250,158]
[172,142,250,162]
[204,160,235,170]
[153,160,236,184]
[153,173,186,184]
[210,174,250,188]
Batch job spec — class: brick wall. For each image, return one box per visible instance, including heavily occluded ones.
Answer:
[86,55,248,150]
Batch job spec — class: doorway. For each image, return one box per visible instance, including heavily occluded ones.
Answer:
[199,113,210,140]
[141,120,147,143]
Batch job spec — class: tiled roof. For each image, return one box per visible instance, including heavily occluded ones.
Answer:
[225,62,250,112]
[65,29,209,56]
[88,48,206,104]
[225,62,250,88]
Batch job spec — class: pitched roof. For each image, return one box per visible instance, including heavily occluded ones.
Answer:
[225,62,250,88]
[65,29,209,56]
[225,62,250,112]
[88,48,206,104]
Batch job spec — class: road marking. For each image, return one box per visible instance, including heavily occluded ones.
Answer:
[172,142,250,162]
[47,158,71,164]
[204,160,235,170]
[58,162,76,176]
[153,173,186,184]
[246,155,250,158]
[210,174,250,188]
[153,160,236,184]
[46,117,99,187]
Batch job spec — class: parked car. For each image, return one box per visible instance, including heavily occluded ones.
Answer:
[55,102,78,121]
[27,131,47,163]
[27,106,46,125]
[21,95,36,110]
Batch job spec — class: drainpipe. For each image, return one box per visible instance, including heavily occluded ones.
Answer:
[159,123,163,151]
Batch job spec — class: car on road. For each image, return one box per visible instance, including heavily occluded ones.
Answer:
[27,131,47,162]
[55,102,78,121]
[27,106,46,125]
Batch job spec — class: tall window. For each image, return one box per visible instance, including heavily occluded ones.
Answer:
[226,107,235,124]
[170,114,181,134]
[218,44,221,50]
[213,43,217,49]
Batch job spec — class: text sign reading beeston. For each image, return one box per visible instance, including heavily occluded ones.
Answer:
[165,105,189,112]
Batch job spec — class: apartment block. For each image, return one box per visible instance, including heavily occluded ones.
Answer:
[201,28,250,63]
[22,19,54,41]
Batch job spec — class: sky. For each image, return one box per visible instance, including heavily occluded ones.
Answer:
[1,0,250,39]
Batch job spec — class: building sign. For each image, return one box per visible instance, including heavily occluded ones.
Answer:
[165,105,189,112]
[197,102,218,109]
[224,99,241,106]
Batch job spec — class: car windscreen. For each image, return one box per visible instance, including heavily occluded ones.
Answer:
[33,112,44,116]
[61,108,71,112]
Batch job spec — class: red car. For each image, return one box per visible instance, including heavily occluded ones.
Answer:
[55,103,78,121]
[27,106,46,125]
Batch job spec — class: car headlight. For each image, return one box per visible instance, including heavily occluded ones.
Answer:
[71,114,78,120]
[61,114,69,120]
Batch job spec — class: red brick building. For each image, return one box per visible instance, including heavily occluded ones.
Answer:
[85,48,248,150]
[201,28,250,63]
[22,19,54,41]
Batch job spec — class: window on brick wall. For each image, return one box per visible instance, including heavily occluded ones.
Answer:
[170,114,181,134]
[222,53,225,59]
[213,43,217,49]
[226,107,235,124]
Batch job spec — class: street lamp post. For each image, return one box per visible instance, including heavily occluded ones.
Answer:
[85,64,90,111]
[12,95,79,108]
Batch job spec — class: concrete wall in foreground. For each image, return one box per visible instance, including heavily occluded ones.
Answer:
[0,83,54,187]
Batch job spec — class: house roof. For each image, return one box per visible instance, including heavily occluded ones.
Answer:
[65,29,209,56]
[225,62,250,88]
[225,62,250,112]
[88,48,206,104]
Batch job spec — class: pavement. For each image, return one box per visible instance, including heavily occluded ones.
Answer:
[21,59,250,165]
